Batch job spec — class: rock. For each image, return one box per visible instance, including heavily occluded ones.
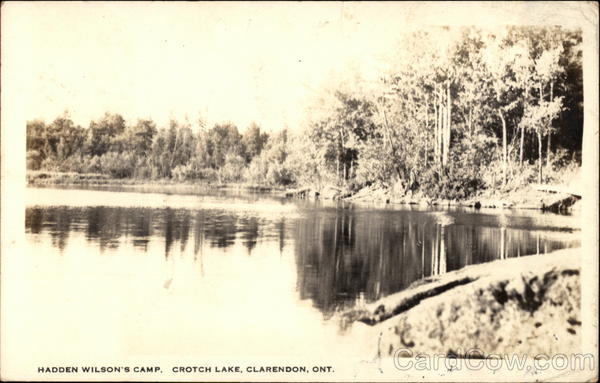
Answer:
[375,265,580,357]
[541,194,581,213]
[341,249,581,358]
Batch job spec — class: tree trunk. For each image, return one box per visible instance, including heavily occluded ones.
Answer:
[433,95,438,163]
[443,81,451,167]
[437,89,443,165]
[438,88,443,165]
[440,104,444,167]
[441,105,446,166]
[520,84,528,166]
[546,133,551,168]
[519,125,524,166]
[499,110,507,186]
[547,82,554,169]
[336,151,340,180]
[379,103,395,155]
[537,130,543,184]
[425,96,429,166]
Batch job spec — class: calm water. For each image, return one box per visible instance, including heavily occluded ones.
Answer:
[20,186,580,359]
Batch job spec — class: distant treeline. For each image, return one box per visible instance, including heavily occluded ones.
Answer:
[27,26,583,199]
[27,115,291,184]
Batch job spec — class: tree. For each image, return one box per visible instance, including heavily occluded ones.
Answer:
[129,119,157,157]
[87,113,126,156]
[480,31,520,187]
[306,91,379,185]
[26,119,47,170]
[46,113,86,161]
[521,97,563,183]
[241,122,268,162]
[206,123,243,169]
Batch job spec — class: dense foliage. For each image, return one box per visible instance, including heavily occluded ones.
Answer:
[27,26,582,199]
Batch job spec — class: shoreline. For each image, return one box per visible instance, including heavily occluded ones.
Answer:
[340,247,581,358]
[26,171,283,192]
[27,170,580,214]
[281,183,581,214]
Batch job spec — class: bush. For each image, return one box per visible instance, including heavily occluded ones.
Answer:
[26,150,43,170]
[40,156,60,172]
[133,157,152,179]
[171,163,219,182]
[244,156,269,184]
[82,155,103,174]
[266,162,295,186]
[99,152,135,178]
[172,164,192,182]
[218,153,246,182]
[546,155,580,186]
[57,154,87,173]
[419,159,486,200]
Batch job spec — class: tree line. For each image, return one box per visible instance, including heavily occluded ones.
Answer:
[27,114,293,184]
[300,26,582,198]
[27,26,582,199]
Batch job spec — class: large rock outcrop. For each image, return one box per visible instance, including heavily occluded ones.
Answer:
[341,249,581,358]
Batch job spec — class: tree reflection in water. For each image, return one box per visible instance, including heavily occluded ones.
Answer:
[292,207,578,316]
[25,204,579,317]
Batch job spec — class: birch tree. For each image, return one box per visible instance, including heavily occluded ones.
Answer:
[481,33,519,187]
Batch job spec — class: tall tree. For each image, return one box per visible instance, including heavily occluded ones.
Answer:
[481,32,520,187]
[87,113,126,156]
[242,122,268,162]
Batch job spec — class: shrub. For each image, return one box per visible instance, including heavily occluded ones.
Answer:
[26,150,43,170]
[218,153,246,182]
[244,156,269,184]
[99,152,135,178]
[266,162,295,186]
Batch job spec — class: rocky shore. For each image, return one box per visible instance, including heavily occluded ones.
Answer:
[284,182,581,214]
[341,248,581,358]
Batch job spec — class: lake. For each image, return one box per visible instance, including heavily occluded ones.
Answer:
[21,185,580,361]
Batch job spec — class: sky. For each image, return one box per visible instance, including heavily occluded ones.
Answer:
[2,1,589,133]
[5,2,405,132]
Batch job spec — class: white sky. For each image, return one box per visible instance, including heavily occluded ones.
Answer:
[5,2,403,132]
[2,1,590,132]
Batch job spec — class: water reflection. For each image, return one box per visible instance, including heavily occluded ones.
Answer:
[25,201,580,317]
[292,207,579,315]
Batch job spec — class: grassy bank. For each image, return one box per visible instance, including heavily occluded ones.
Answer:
[26,171,281,192]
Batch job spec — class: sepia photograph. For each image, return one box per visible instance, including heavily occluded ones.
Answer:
[1,1,598,381]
